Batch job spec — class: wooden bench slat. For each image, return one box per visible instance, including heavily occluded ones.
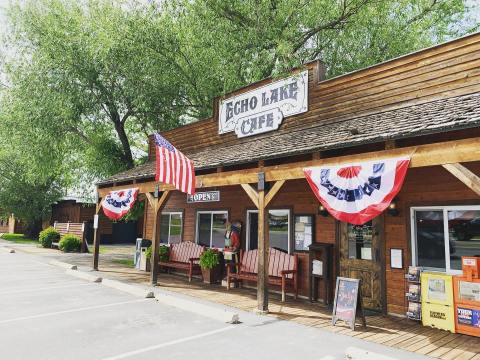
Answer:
[160,242,205,282]
[228,248,298,301]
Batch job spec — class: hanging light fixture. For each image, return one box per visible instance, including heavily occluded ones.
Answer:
[387,198,399,216]
[318,204,329,217]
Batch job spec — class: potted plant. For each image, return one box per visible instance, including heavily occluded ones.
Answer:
[199,248,221,284]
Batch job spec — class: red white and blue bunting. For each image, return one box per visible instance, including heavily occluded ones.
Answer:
[304,157,410,225]
[102,188,139,220]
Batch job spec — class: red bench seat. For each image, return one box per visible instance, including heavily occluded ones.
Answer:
[159,242,204,282]
[227,248,298,301]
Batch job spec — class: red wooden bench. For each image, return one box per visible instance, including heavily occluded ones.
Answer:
[226,248,298,301]
[53,222,88,253]
[159,242,204,282]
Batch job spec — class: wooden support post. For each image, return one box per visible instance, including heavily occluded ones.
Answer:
[239,178,287,312]
[442,163,480,197]
[92,202,102,271]
[148,190,171,285]
[264,180,285,207]
[257,186,269,313]
[240,183,259,208]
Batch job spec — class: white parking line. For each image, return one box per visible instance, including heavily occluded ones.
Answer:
[100,326,235,360]
[0,299,148,324]
[0,282,95,295]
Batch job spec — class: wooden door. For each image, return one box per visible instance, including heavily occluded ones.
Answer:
[339,218,384,311]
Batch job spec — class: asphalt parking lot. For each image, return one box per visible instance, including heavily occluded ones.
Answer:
[0,247,433,360]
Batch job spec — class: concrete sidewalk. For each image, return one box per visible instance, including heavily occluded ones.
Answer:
[1,240,477,360]
[0,242,436,360]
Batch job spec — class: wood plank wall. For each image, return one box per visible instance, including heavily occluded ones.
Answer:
[385,162,480,315]
[143,179,337,299]
[142,162,480,314]
[147,33,480,158]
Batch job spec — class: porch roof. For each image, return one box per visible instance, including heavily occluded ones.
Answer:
[98,92,480,185]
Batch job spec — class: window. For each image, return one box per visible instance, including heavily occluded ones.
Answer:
[247,209,291,253]
[196,211,228,248]
[160,212,183,245]
[347,221,373,260]
[411,206,480,274]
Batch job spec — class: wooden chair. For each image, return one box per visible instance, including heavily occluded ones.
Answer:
[53,222,88,253]
[226,248,298,301]
[159,242,204,282]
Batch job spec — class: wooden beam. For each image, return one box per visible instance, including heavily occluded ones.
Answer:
[144,192,155,209]
[92,200,102,271]
[385,140,396,150]
[442,163,480,197]
[240,184,259,209]
[97,137,480,196]
[150,191,171,285]
[257,186,269,313]
[265,180,286,207]
[157,190,171,212]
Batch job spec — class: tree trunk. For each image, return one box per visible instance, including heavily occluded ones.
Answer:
[113,121,134,169]
[25,218,43,239]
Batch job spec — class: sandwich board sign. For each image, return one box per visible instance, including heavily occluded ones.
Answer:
[332,277,366,330]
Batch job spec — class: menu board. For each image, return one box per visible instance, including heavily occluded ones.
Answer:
[332,277,366,330]
[294,215,313,251]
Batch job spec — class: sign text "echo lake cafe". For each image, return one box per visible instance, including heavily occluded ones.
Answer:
[218,71,308,138]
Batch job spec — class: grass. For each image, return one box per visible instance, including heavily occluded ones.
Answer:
[1,233,39,245]
[111,258,135,267]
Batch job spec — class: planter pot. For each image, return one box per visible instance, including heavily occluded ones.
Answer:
[201,267,220,284]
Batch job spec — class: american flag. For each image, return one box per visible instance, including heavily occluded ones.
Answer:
[154,133,196,195]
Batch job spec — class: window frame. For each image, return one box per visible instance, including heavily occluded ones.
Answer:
[195,210,229,249]
[246,208,292,253]
[160,211,184,245]
[410,205,480,275]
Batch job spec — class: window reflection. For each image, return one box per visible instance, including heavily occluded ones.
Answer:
[415,210,446,270]
[448,210,480,270]
[347,222,373,260]
[269,210,289,252]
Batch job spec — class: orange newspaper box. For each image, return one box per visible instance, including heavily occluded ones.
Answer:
[461,257,480,281]
[454,257,480,337]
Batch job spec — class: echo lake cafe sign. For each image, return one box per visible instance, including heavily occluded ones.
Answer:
[218,70,308,138]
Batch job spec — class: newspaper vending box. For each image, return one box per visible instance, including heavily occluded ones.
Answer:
[454,257,480,337]
[421,272,455,332]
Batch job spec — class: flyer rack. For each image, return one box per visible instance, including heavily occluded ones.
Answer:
[405,266,422,321]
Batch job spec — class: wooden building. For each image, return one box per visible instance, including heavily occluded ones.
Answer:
[95,33,480,316]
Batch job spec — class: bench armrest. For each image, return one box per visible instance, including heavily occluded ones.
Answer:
[281,269,297,275]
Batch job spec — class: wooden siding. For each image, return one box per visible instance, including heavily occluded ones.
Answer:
[385,162,480,315]
[141,162,480,314]
[143,179,337,299]
[148,33,480,158]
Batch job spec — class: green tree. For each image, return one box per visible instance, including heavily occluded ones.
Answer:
[0,0,475,234]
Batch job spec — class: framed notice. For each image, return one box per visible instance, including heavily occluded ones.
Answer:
[332,277,366,330]
[390,248,403,269]
[294,215,314,251]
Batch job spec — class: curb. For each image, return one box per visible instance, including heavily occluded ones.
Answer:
[65,269,102,282]
[153,290,240,324]
[0,247,15,253]
[346,347,398,360]
[102,278,154,298]
[49,260,77,270]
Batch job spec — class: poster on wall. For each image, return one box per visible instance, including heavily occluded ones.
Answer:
[218,71,308,137]
[332,277,366,330]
